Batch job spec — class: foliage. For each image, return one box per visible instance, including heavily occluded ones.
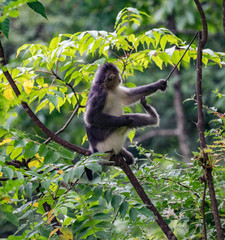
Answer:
[0,0,47,38]
[0,6,225,240]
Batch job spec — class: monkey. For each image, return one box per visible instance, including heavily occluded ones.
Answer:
[84,62,167,180]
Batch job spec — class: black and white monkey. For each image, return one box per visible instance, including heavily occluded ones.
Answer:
[84,62,167,179]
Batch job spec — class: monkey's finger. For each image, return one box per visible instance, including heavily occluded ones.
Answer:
[140,96,147,106]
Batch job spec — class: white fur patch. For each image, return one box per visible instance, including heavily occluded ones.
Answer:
[96,127,130,154]
[102,91,124,116]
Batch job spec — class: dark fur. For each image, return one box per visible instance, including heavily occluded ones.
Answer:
[84,63,167,180]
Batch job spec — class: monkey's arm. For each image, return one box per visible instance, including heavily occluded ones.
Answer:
[86,112,132,128]
[120,79,167,105]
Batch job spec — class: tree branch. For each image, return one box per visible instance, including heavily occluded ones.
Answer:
[0,40,91,156]
[42,202,62,235]
[113,156,178,240]
[201,177,207,240]
[193,1,224,239]
[223,0,225,36]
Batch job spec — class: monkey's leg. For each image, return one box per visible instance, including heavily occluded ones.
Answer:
[126,97,159,128]
[119,148,134,165]
[107,148,134,165]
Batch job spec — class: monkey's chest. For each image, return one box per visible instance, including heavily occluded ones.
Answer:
[102,92,123,116]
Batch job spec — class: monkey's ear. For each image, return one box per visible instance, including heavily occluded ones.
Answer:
[108,74,116,80]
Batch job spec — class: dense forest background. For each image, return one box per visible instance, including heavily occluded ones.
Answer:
[0,0,225,239]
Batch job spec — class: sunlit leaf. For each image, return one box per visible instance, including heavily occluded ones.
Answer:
[4,88,14,100]
[60,227,73,239]
[23,80,33,94]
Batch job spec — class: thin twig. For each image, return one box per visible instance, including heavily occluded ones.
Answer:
[166,32,198,81]
[52,71,85,107]
[44,104,79,144]
[161,177,200,198]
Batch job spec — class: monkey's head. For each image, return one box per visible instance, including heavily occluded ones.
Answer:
[94,63,122,90]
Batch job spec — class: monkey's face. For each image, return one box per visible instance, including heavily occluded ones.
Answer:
[104,70,121,90]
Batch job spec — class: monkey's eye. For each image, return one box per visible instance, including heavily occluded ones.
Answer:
[108,74,115,81]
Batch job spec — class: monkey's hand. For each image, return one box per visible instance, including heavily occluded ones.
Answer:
[157,79,167,91]
[140,96,147,107]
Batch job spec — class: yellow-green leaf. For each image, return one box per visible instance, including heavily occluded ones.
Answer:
[60,227,73,240]
[152,55,163,69]
[128,129,136,143]
[23,80,33,94]
[49,36,61,50]
[128,34,135,43]
[35,99,49,113]
[4,88,14,100]
[160,35,167,51]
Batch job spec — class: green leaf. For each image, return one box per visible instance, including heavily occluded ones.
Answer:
[25,182,33,199]
[0,128,8,138]
[129,208,138,222]
[46,93,58,109]
[117,25,127,35]
[104,189,112,203]
[42,179,51,190]
[111,195,122,211]
[49,36,61,50]
[131,226,142,237]
[94,187,103,198]
[10,147,23,159]
[74,165,85,178]
[95,231,111,239]
[15,171,24,180]
[160,35,167,51]
[152,55,163,69]
[44,151,60,164]
[92,213,111,220]
[0,18,10,38]
[27,1,47,19]
[119,201,129,219]
[2,166,14,179]
[57,148,73,160]
[24,142,39,159]
[85,162,101,172]
[35,99,49,113]
[60,227,73,239]
[39,144,47,157]
[3,212,19,227]
[128,129,135,143]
